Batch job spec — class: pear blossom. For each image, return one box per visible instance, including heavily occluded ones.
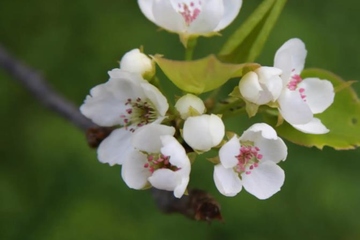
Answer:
[183,114,225,152]
[239,66,283,105]
[121,124,191,198]
[120,48,155,79]
[213,123,287,199]
[274,38,335,134]
[138,0,243,44]
[80,70,169,165]
[175,93,206,119]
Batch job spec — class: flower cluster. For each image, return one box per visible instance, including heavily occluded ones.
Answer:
[80,0,335,202]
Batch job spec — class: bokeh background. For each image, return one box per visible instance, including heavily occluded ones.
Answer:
[1,0,360,239]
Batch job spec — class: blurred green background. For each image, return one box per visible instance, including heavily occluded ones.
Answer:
[1,0,360,239]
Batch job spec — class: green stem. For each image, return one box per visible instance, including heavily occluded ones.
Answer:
[184,37,198,61]
[213,99,244,115]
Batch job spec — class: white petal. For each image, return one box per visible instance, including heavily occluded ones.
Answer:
[120,49,154,77]
[97,128,133,166]
[106,72,146,100]
[239,71,265,104]
[240,123,278,141]
[214,0,243,31]
[278,89,313,125]
[121,151,151,189]
[149,168,188,198]
[299,78,335,114]
[152,0,187,33]
[208,114,225,146]
[186,0,224,34]
[138,0,156,23]
[175,94,206,119]
[160,135,190,170]
[183,114,225,151]
[141,82,169,117]
[219,136,240,168]
[256,66,283,101]
[291,117,329,134]
[242,161,285,200]
[255,137,287,163]
[132,124,175,153]
[213,164,242,197]
[274,38,307,83]
[80,82,126,126]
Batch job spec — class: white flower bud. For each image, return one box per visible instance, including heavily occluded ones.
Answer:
[239,67,283,105]
[175,94,206,119]
[183,114,225,152]
[120,48,155,80]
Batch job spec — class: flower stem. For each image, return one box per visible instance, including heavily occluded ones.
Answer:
[213,99,244,115]
[184,37,198,61]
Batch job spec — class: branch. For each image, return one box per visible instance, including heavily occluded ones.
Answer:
[0,44,222,222]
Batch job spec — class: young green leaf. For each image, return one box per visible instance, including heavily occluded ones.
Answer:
[218,0,287,63]
[153,54,259,94]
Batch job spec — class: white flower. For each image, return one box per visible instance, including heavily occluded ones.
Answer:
[274,38,335,134]
[183,114,225,152]
[121,124,191,198]
[175,93,206,119]
[213,123,287,199]
[80,70,169,165]
[120,48,155,79]
[138,0,243,43]
[239,66,283,105]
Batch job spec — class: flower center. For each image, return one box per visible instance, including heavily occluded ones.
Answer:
[287,72,306,101]
[234,144,263,176]
[120,97,158,132]
[143,153,179,173]
[176,1,202,26]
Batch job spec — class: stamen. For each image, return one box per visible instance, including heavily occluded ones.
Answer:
[177,1,202,26]
[235,145,262,175]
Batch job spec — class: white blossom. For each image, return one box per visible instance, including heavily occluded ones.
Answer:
[80,70,169,165]
[121,124,191,198]
[138,0,243,43]
[183,114,225,152]
[274,38,335,134]
[175,93,206,119]
[120,48,155,79]
[214,123,287,199]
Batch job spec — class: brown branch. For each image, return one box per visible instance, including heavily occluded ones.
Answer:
[0,44,222,222]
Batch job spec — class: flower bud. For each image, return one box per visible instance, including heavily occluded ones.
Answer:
[183,114,225,152]
[120,48,155,80]
[239,66,283,105]
[175,94,206,119]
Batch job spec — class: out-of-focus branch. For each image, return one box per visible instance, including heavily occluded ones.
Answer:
[0,44,222,222]
[0,45,96,131]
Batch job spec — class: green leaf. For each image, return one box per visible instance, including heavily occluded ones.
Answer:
[153,54,259,94]
[266,68,360,150]
[218,0,287,63]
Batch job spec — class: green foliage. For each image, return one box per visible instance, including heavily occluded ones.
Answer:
[154,54,259,94]
[266,69,360,149]
[218,0,287,63]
